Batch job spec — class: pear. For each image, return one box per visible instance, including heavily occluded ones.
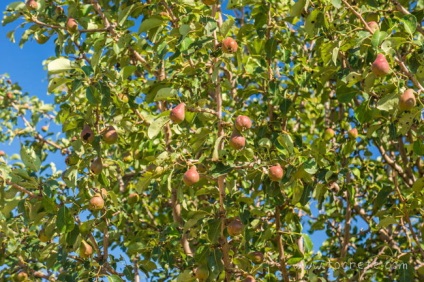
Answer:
[399,89,416,111]
[0,150,5,156]
[227,218,243,236]
[79,240,93,258]
[248,251,264,264]
[15,271,29,282]
[80,124,94,143]
[26,0,38,10]
[183,166,199,186]
[89,193,104,210]
[348,128,358,139]
[170,103,186,124]
[229,130,246,150]
[128,193,140,205]
[235,115,252,131]
[244,275,256,282]
[194,266,209,280]
[102,126,118,144]
[90,157,103,175]
[371,54,390,77]
[324,128,335,141]
[367,21,379,33]
[269,164,284,181]
[65,153,79,166]
[222,37,238,53]
[66,18,78,33]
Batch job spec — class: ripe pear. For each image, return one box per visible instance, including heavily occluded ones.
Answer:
[194,266,209,280]
[229,130,246,150]
[399,89,416,111]
[367,21,379,33]
[66,18,78,33]
[90,157,103,175]
[102,126,118,144]
[235,115,252,131]
[348,128,358,139]
[269,164,284,181]
[248,251,264,264]
[244,275,256,282]
[324,128,335,141]
[26,0,38,10]
[371,54,390,77]
[15,271,29,282]
[0,150,5,156]
[89,193,104,210]
[80,124,94,143]
[227,218,243,236]
[183,166,200,186]
[79,240,93,258]
[128,193,140,205]
[222,37,238,53]
[170,103,186,124]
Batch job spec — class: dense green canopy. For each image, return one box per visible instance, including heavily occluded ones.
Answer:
[1,0,424,281]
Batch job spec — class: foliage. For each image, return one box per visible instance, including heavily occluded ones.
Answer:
[1,0,424,281]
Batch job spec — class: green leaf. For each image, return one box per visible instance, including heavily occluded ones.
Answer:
[412,177,424,192]
[118,5,134,27]
[303,233,313,253]
[154,88,177,101]
[331,0,341,8]
[291,0,306,17]
[207,219,221,243]
[398,263,414,282]
[56,206,74,233]
[277,133,294,154]
[401,14,417,36]
[107,275,124,282]
[373,186,392,213]
[371,31,388,49]
[147,116,169,139]
[120,65,136,79]
[376,92,398,111]
[220,17,234,37]
[212,136,225,161]
[139,16,163,33]
[20,146,41,172]
[47,58,75,73]
[376,216,397,229]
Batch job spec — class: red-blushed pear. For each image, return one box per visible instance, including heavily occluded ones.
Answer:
[194,266,209,280]
[348,128,359,139]
[222,37,238,53]
[367,21,379,33]
[244,275,256,282]
[79,240,93,258]
[399,89,416,111]
[371,54,390,77]
[89,193,104,210]
[80,124,94,143]
[0,150,5,156]
[202,0,217,5]
[26,0,38,10]
[235,115,252,131]
[183,166,199,186]
[229,130,246,150]
[269,164,284,181]
[227,218,243,236]
[66,18,78,33]
[170,103,186,124]
[90,157,103,175]
[103,126,118,144]
[324,128,335,141]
